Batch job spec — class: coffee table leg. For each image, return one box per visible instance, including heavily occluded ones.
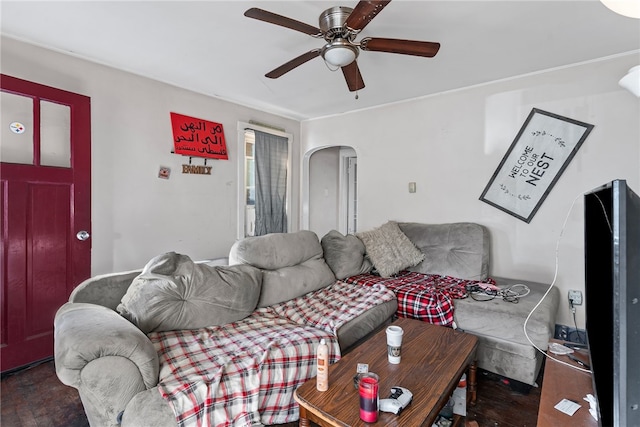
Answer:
[298,406,311,427]
[468,360,477,406]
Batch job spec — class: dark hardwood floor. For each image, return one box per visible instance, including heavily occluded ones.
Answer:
[1,359,542,427]
[1,359,88,427]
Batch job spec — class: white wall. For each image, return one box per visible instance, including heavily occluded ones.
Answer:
[1,37,300,274]
[301,53,640,328]
[4,35,638,328]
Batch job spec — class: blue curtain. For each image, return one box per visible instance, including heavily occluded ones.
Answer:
[254,130,288,235]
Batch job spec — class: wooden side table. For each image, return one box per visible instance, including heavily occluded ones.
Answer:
[537,341,598,427]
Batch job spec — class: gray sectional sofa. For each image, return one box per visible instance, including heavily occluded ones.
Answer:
[54,222,559,427]
[54,230,396,427]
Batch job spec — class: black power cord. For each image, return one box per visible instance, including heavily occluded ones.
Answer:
[568,298,586,345]
[467,283,530,303]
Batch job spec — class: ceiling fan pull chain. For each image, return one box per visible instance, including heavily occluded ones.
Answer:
[323,60,341,72]
[355,59,359,100]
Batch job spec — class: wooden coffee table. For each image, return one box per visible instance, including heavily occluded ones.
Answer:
[294,317,478,426]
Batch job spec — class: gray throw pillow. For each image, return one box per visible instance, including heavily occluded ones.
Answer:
[357,221,425,277]
[117,252,262,333]
[321,230,373,279]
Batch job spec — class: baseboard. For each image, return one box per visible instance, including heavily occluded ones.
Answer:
[1,356,53,379]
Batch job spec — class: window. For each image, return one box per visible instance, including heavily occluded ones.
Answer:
[245,138,255,206]
[244,133,256,237]
[237,123,292,238]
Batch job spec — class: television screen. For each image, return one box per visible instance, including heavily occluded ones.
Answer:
[584,179,640,427]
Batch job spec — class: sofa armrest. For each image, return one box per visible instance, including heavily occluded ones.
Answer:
[54,302,159,390]
[69,270,142,310]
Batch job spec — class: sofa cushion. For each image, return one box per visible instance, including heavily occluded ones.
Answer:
[357,221,425,277]
[453,277,559,350]
[336,298,397,349]
[229,230,336,307]
[321,230,373,279]
[453,277,559,385]
[399,222,490,281]
[230,230,323,269]
[117,252,262,333]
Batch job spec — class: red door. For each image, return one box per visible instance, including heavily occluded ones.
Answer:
[1,74,91,372]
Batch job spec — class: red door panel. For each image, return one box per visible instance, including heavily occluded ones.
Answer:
[27,184,71,338]
[1,74,91,372]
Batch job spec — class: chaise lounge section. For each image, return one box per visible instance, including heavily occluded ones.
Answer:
[398,222,560,387]
[351,221,560,387]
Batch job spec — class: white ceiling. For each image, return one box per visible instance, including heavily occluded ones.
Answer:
[2,1,639,120]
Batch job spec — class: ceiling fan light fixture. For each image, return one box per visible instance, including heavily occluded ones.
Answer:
[600,0,640,18]
[619,65,640,97]
[321,39,358,67]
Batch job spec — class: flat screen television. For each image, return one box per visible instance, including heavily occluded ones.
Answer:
[584,179,640,427]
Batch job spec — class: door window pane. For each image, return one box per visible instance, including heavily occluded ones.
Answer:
[40,100,71,168]
[1,92,34,164]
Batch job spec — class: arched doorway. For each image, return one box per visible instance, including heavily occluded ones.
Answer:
[303,146,357,237]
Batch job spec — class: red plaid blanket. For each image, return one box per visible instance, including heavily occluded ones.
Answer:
[344,271,495,326]
[263,281,395,336]
[149,282,395,427]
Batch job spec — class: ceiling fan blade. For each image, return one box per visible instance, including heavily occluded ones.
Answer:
[244,8,321,36]
[341,61,365,92]
[345,0,391,32]
[265,49,321,79]
[360,37,440,57]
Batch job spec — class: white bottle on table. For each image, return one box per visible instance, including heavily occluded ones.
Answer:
[316,339,329,391]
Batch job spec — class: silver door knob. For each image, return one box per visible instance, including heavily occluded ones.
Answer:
[76,230,90,241]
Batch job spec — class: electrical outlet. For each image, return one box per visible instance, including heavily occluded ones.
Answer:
[568,290,583,306]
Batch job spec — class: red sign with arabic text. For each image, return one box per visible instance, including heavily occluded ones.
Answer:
[170,112,228,159]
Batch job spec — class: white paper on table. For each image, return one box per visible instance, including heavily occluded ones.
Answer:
[554,398,581,416]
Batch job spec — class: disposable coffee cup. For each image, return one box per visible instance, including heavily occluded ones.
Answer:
[386,325,404,364]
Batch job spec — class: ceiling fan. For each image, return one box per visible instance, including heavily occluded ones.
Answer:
[244,0,440,92]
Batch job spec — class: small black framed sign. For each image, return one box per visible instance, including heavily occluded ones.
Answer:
[480,108,594,223]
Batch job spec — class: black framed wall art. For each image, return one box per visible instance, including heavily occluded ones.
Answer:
[480,108,594,223]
